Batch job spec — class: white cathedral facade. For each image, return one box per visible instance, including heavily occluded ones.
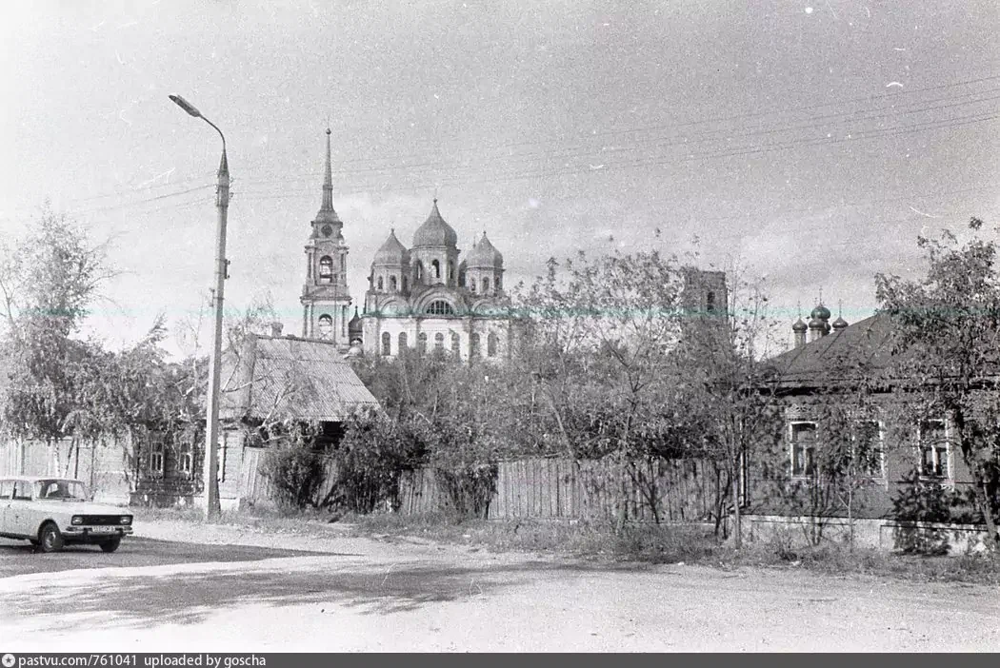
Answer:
[298,131,516,361]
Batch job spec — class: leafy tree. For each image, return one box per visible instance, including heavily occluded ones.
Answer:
[876,218,1000,550]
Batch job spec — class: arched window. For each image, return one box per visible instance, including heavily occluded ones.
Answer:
[426,300,455,316]
[319,256,333,283]
[377,276,384,291]
[470,278,477,294]
[483,277,490,293]
[389,275,397,292]
[451,332,460,355]
[434,332,444,350]
[340,255,346,271]
[431,259,441,279]
[381,332,391,356]
[418,332,428,355]
[706,291,716,314]
[470,332,481,358]
[402,276,409,292]
[318,314,333,337]
[398,332,408,351]
[487,332,498,357]
[415,262,424,282]
[448,261,455,282]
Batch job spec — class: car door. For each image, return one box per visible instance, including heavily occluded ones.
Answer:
[9,480,35,537]
[0,480,13,535]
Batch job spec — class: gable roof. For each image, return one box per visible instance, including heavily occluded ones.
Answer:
[220,334,379,423]
[765,313,896,389]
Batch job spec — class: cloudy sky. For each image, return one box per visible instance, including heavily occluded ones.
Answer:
[2,0,999,357]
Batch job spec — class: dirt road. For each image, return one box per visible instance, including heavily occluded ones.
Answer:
[0,521,996,652]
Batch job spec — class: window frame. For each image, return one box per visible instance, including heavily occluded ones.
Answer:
[851,419,885,480]
[917,418,951,481]
[789,420,817,478]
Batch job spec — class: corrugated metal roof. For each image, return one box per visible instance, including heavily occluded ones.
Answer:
[220,335,379,422]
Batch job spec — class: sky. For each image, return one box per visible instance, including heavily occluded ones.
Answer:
[2,0,999,359]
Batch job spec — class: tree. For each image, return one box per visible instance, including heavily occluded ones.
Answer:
[876,218,1000,550]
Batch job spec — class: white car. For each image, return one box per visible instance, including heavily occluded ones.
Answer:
[0,476,133,553]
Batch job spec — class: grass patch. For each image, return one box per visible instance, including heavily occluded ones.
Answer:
[131,504,340,534]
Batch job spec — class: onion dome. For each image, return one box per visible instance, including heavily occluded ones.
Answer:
[412,199,458,248]
[832,316,849,331]
[373,229,408,265]
[348,307,363,341]
[808,317,825,330]
[810,304,831,321]
[466,231,504,269]
[792,318,808,333]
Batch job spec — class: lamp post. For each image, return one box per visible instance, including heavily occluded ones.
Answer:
[169,94,227,519]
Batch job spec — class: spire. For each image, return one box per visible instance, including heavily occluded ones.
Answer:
[314,128,341,225]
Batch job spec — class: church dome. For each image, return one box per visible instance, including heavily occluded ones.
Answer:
[373,229,408,265]
[792,318,807,333]
[466,232,504,269]
[810,304,831,321]
[832,316,849,331]
[412,200,458,248]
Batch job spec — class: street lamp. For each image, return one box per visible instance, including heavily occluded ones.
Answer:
[169,94,228,519]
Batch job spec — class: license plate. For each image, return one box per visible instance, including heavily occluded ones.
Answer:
[90,526,118,533]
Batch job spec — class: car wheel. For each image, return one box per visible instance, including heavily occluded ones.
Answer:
[38,523,64,553]
[99,537,121,553]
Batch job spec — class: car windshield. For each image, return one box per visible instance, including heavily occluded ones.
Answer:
[34,479,90,501]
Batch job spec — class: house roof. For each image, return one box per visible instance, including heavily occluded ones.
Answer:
[220,334,379,423]
[765,313,896,389]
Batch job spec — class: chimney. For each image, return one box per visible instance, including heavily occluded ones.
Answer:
[270,321,283,337]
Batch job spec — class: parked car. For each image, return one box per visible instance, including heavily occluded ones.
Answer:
[0,476,133,553]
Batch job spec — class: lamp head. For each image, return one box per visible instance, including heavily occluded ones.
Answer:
[169,94,202,118]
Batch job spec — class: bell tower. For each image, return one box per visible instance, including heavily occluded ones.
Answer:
[300,129,352,347]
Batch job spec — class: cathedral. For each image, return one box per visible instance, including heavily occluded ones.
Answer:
[298,131,515,360]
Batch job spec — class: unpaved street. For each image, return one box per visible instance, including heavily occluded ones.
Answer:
[1,521,997,652]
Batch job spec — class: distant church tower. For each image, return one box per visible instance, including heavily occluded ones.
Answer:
[300,129,352,348]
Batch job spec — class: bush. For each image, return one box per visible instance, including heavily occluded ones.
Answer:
[435,462,498,519]
[260,442,326,510]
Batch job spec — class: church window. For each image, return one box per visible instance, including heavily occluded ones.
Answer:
[389,275,397,292]
[487,332,498,357]
[398,332,408,351]
[431,259,441,279]
[418,332,428,355]
[451,332,460,355]
[458,269,466,288]
[402,276,409,292]
[415,262,424,282]
[341,255,346,271]
[470,332,481,358]
[377,276,384,291]
[706,291,716,314]
[448,261,455,282]
[435,332,444,350]
[318,314,333,337]
[483,277,490,293]
[470,278,477,294]
[319,256,333,283]
[426,300,455,316]
[381,332,391,356]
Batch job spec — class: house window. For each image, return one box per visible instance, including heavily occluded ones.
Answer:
[470,332,481,358]
[377,276,384,291]
[381,331,391,356]
[487,332,498,357]
[149,441,165,475]
[853,420,884,478]
[418,332,428,355]
[398,332,408,351]
[389,275,397,292]
[451,332,460,355]
[178,445,192,475]
[790,422,816,476]
[426,300,455,316]
[319,256,333,283]
[435,332,444,350]
[432,259,441,279]
[918,419,949,478]
[483,277,490,293]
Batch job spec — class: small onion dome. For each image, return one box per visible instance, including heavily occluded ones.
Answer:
[345,343,364,358]
[373,229,408,265]
[466,231,504,269]
[808,316,825,330]
[412,199,458,248]
[810,304,832,321]
[792,318,808,332]
[348,308,363,340]
[832,316,849,331]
